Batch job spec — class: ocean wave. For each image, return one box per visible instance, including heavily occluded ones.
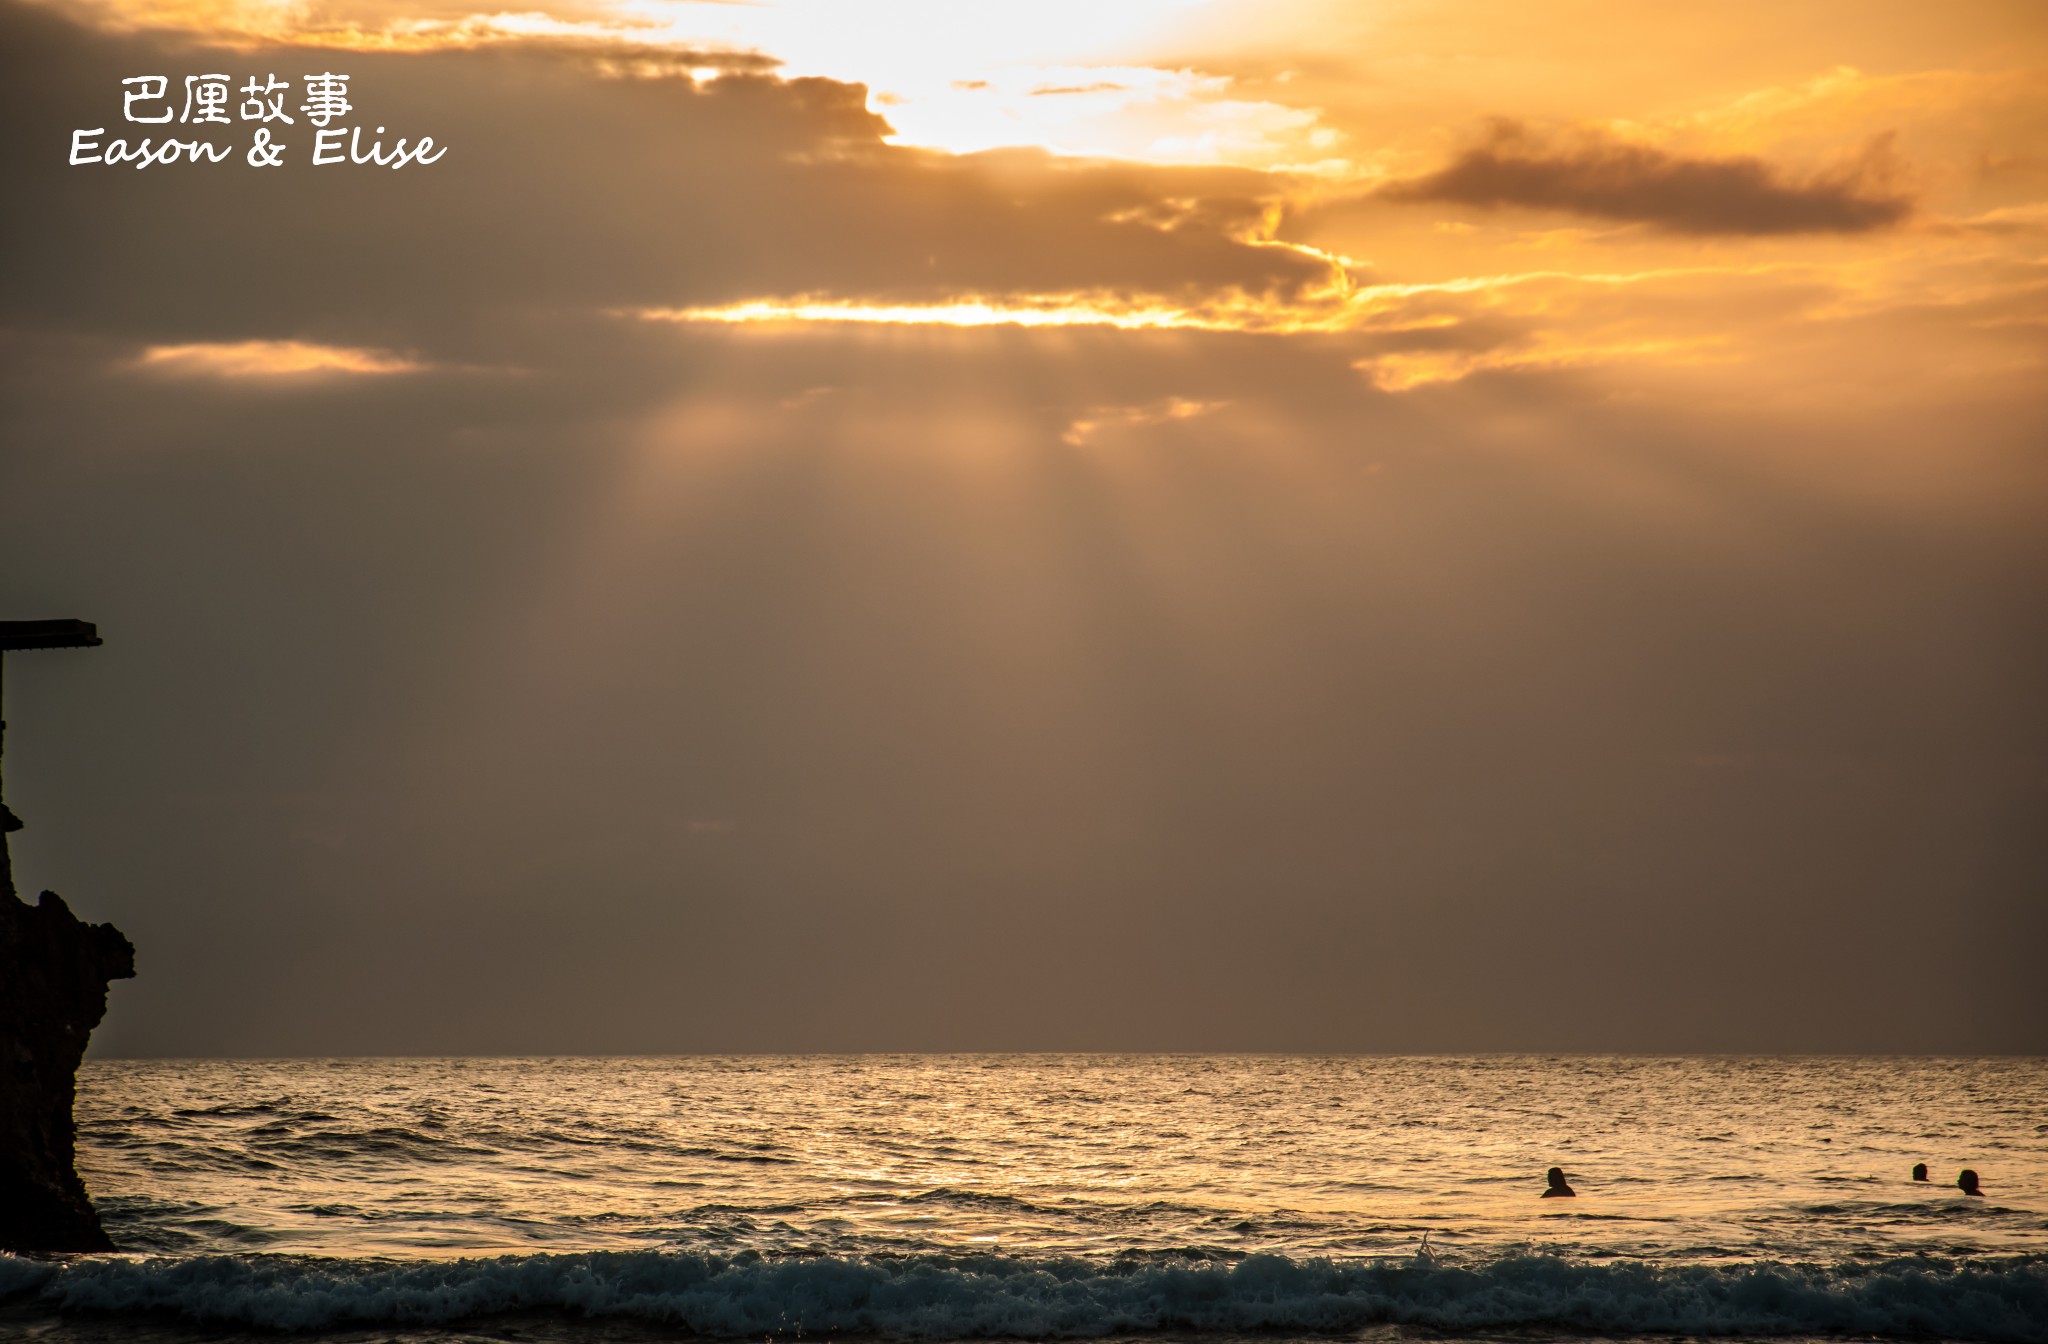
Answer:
[3,1250,2044,1340]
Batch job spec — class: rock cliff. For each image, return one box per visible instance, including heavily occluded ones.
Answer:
[1,768,134,1252]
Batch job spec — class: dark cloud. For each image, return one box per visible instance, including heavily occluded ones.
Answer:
[0,1,1326,362]
[1378,119,1913,234]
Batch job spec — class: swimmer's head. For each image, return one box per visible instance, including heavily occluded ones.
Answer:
[1958,1169,1983,1196]
[1912,1163,1927,1181]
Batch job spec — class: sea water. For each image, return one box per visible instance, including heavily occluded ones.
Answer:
[3,1055,2043,1340]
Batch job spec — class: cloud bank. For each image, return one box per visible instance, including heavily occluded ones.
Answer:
[1381,120,1913,235]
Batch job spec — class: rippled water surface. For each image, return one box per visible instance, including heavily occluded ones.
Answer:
[68,1055,2048,1262]
[5,1056,2042,1340]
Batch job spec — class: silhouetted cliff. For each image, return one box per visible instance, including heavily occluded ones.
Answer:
[1,833,134,1252]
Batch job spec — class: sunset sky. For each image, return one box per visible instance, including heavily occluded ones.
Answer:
[3,0,2043,1054]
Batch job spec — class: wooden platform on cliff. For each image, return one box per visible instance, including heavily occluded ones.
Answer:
[0,619,102,651]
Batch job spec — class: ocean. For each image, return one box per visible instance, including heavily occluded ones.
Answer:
[2,1055,2042,1341]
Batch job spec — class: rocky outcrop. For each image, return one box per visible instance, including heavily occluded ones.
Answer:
[1,759,134,1252]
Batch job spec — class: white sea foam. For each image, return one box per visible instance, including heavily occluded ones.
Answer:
[40,1056,2048,1341]
[6,1250,2046,1341]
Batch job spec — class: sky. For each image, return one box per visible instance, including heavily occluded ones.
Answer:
[2,0,2043,1056]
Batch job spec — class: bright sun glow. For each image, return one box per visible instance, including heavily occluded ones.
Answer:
[49,0,1347,168]
[612,0,1328,163]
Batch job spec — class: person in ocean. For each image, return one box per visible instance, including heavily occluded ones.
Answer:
[1542,1166,1576,1198]
[1912,1163,1928,1182]
[1958,1169,1984,1196]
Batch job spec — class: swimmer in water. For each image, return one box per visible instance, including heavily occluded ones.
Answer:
[1542,1166,1576,1198]
[1912,1163,1928,1182]
[1958,1169,1984,1196]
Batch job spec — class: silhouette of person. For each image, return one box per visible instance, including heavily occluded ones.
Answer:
[1912,1163,1928,1182]
[1958,1169,1983,1196]
[1541,1166,1576,1198]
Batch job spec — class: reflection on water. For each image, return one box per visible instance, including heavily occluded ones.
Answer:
[73,1055,2047,1263]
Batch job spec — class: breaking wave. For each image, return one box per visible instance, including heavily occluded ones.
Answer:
[4,1250,2045,1340]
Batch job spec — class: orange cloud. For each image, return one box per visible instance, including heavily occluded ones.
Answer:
[1062,396,1226,445]
[133,340,424,377]
[635,297,1224,331]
